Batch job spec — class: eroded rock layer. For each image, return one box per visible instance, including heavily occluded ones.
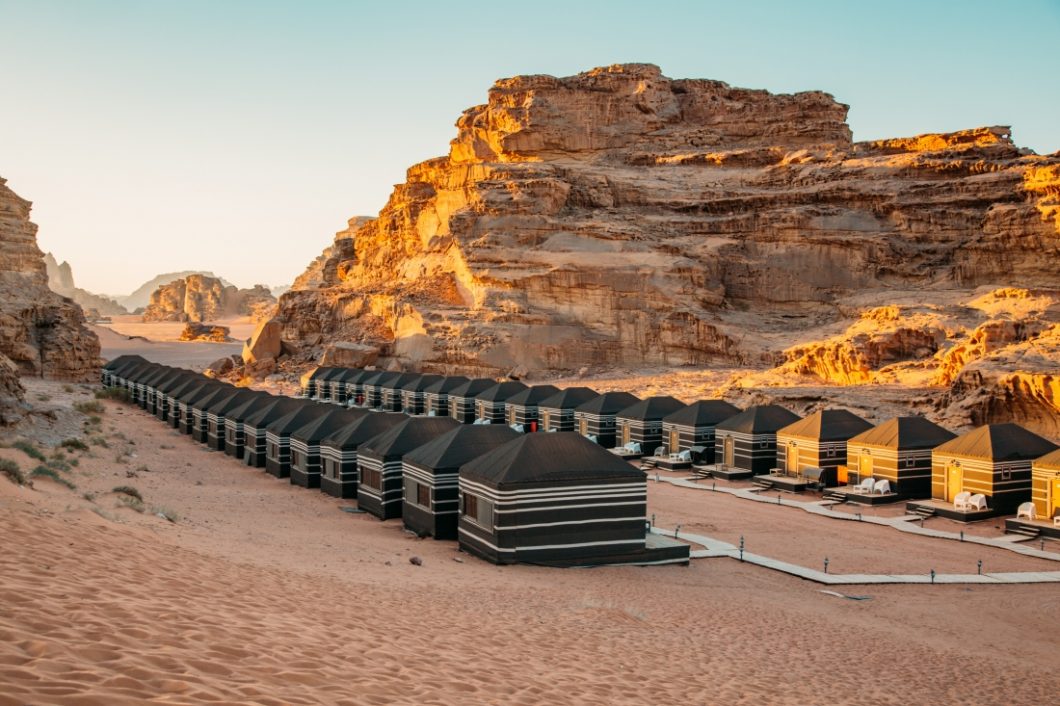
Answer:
[142,275,276,323]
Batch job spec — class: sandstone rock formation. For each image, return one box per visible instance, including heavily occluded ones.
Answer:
[142,275,276,323]
[117,271,232,312]
[178,322,232,343]
[319,341,380,369]
[43,253,127,317]
[0,177,100,422]
[242,319,282,365]
[273,64,1059,434]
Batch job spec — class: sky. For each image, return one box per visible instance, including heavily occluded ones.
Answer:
[1,0,1057,296]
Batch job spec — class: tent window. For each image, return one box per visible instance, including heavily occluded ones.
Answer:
[1001,468,1012,480]
[362,467,381,489]
[462,493,493,527]
[417,483,430,508]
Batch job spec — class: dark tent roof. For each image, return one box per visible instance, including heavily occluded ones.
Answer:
[505,385,561,407]
[574,391,642,416]
[933,423,1058,462]
[359,417,461,461]
[166,375,210,401]
[104,354,147,370]
[176,380,226,406]
[403,425,522,473]
[291,407,367,443]
[156,370,198,394]
[361,371,402,388]
[779,409,873,442]
[225,393,280,424]
[142,366,178,387]
[475,381,528,402]
[266,403,334,435]
[715,405,801,434]
[315,367,349,383]
[616,396,687,422]
[307,366,338,380]
[448,378,499,398]
[1035,448,1060,470]
[125,361,160,382]
[332,368,369,384]
[423,376,471,395]
[190,385,242,413]
[243,397,311,428]
[206,388,268,416]
[460,432,645,490]
[402,374,444,392]
[320,411,408,449]
[848,416,956,450]
[663,400,742,427]
[381,373,422,390]
[538,387,599,410]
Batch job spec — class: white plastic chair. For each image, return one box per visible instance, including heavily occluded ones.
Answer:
[872,479,891,495]
[953,491,972,511]
[1016,502,1035,521]
[855,477,875,494]
[968,494,988,511]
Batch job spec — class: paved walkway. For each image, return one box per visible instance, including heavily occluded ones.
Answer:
[649,527,1060,585]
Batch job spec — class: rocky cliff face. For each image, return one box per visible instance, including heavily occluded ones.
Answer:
[142,274,276,323]
[0,177,101,421]
[43,253,127,317]
[274,63,1059,434]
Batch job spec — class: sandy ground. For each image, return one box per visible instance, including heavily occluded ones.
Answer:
[1,379,1058,705]
[92,323,245,371]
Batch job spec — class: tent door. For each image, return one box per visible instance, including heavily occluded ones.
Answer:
[946,463,963,502]
[785,442,798,473]
[723,436,734,467]
[669,429,680,453]
[1051,477,1060,518]
[621,424,631,446]
[579,418,587,436]
[859,455,873,484]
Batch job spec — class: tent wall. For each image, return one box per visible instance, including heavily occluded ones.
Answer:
[931,453,1033,513]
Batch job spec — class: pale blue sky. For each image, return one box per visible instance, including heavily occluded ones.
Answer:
[1,0,1057,295]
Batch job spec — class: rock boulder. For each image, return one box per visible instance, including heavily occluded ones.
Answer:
[242,318,283,365]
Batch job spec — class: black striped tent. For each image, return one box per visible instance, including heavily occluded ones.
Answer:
[241,397,309,467]
[423,376,470,417]
[845,417,956,498]
[123,361,157,405]
[573,392,641,448]
[264,402,334,478]
[341,369,376,407]
[457,433,688,567]
[289,407,367,488]
[474,381,528,424]
[775,409,873,487]
[106,357,149,396]
[204,388,267,452]
[102,354,146,387]
[356,417,460,519]
[153,369,197,422]
[189,385,242,444]
[319,412,408,498]
[307,367,341,401]
[400,374,444,415]
[381,373,422,412]
[328,368,366,405]
[713,405,801,479]
[660,400,742,464]
[447,379,498,424]
[177,380,227,435]
[141,366,180,414]
[402,425,520,540]
[537,387,598,432]
[928,424,1057,514]
[1031,449,1060,522]
[223,393,281,459]
[503,385,560,431]
[163,375,212,429]
[361,371,402,409]
[615,396,688,456]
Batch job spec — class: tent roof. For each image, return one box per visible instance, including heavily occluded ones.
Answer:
[156,370,197,393]
[320,411,408,449]
[402,374,444,392]
[616,396,687,422]
[206,388,267,416]
[225,393,279,422]
[423,376,471,395]
[715,405,801,434]
[165,375,209,400]
[141,366,177,386]
[475,381,529,402]
[361,371,402,387]
[848,416,956,450]
[332,368,370,384]
[313,367,346,383]
[291,407,367,443]
[933,423,1058,462]
[662,400,742,427]
[175,379,226,405]
[448,378,499,398]
[104,354,147,370]
[778,409,873,442]
[266,403,334,435]
[504,385,561,407]
[382,373,422,389]
[191,385,241,412]
[1035,448,1060,470]
[538,387,599,410]
[358,417,461,461]
[403,425,522,473]
[460,432,645,490]
[574,391,642,416]
[124,362,159,381]
[243,397,311,427]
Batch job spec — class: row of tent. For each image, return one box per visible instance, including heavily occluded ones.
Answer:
[99,356,691,567]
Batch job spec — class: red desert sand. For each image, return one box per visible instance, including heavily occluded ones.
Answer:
[1,380,1058,706]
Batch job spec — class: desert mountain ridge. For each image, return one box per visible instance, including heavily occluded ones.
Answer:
[43,252,127,317]
[264,63,1058,436]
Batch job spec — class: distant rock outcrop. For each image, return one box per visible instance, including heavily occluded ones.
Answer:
[0,177,100,422]
[178,322,232,343]
[43,252,127,317]
[141,275,276,323]
[117,271,233,312]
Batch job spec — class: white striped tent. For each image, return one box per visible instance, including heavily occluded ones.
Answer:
[356,417,460,520]
[503,385,560,431]
[422,376,470,417]
[615,396,687,456]
[360,371,403,409]
[661,399,741,464]
[327,368,366,405]
[163,375,212,429]
[289,407,365,489]
[776,409,873,487]
[189,386,242,444]
[380,373,423,412]
[177,381,228,436]
[310,367,343,401]
[241,397,307,468]
[457,433,688,566]
[341,369,376,408]
[447,379,498,424]
[845,416,956,497]
[402,425,520,540]
[474,381,528,424]
[573,392,641,448]
[318,412,407,498]
[264,402,332,479]
[101,354,146,388]
[714,405,802,477]
[537,387,598,432]
[930,424,1058,514]
[204,388,267,452]
[152,369,197,422]
[222,393,280,459]
[400,374,444,415]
